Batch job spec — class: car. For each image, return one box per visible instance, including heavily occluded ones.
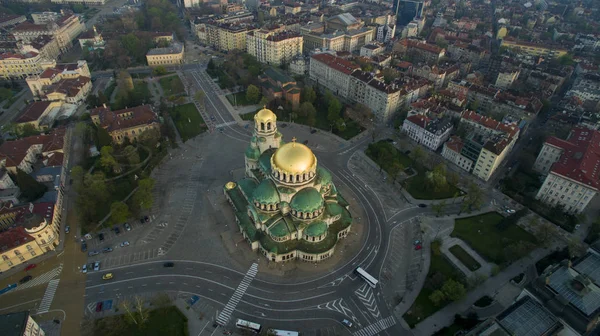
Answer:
[81,242,87,252]
[505,209,516,214]
[124,223,131,231]
[98,233,104,241]
[82,264,88,274]
[120,241,130,247]
[163,262,175,268]
[19,275,32,284]
[310,129,317,134]
[65,225,70,234]
[210,115,216,121]
[102,247,113,253]
[418,204,427,208]
[102,273,113,280]
[88,251,99,257]
[144,216,150,223]
[113,227,120,235]
[575,224,581,231]
[341,319,353,328]
[414,244,423,251]
[93,261,100,271]
[413,240,421,246]
[24,264,36,271]
[95,302,103,312]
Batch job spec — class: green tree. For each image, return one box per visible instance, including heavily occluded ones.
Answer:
[463,182,484,212]
[100,146,119,171]
[110,202,131,225]
[327,98,342,124]
[335,118,346,132]
[441,279,466,301]
[259,96,270,107]
[302,87,317,104]
[409,146,425,166]
[17,123,39,137]
[299,102,316,117]
[382,68,400,84]
[389,161,405,183]
[0,87,13,101]
[153,66,167,76]
[96,126,113,148]
[426,163,449,192]
[432,200,447,217]
[122,145,140,165]
[568,237,586,258]
[429,290,446,306]
[246,84,260,104]
[306,107,317,129]
[138,128,161,149]
[377,147,394,173]
[14,169,47,201]
[132,178,155,210]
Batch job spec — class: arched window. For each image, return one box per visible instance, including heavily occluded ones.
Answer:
[267,122,271,130]
[261,122,265,131]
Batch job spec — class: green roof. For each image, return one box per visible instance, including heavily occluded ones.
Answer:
[245,145,260,160]
[316,166,333,186]
[227,187,249,213]
[238,178,258,199]
[252,179,280,204]
[278,186,296,194]
[325,202,343,217]
[269,220,289,237]
[264,67,294,84]
[305,221,327,237]
[258,148,275,173]
[236,210,257,241]
[290,187,324,213]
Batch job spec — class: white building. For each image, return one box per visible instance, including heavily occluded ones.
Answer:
[309,52,359,98]
[359,43,384,57]
[534,128,600,214]
[246,30,303,66]
[441,136,474,172]
[402,114,453,150]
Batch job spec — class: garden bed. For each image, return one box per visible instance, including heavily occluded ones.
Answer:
[449,245,481,271]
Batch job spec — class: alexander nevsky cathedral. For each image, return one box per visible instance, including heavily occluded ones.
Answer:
[224,107,353,263]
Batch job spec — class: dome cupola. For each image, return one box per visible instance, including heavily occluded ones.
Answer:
[270,138,317,185]
[252,179,280,212]
[254,107,277,135]
[289,187,324,220]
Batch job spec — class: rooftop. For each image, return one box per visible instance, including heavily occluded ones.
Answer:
[547,265,600,317]
[147,42,183,56]
[0,227,35,253]
[0,311,29,336]
[16,101,51,123]
[0,128,65,168]
[461,110,519,137]
[496,296,562,336]
[90,104,158,133]
[311,53,359,75]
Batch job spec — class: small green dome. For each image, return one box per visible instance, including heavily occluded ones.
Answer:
[316,166,332,186]
[245,145,260,160]
[252,179,280,205]
[290,187,324,213]
[305,221,327,237]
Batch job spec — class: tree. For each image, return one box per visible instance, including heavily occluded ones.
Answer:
[0,87,14,101]
[353,103,374,126]
[302,87,317,104]
[133,178,155,210]
[441,279,466,301]
[382,68,400,84]
[432,200,447,217]
[426,163,449,192]
[17,123,39,137]
[153,66,167,76]
[327,98,342,124]
[335,118,346,132]
[376,147,394,173]
[110,202,130,224]
[460,182,484,214]
[259,96,270,107]
[138,128,161,149]
[568,237,586,258]
[122,145,140,165]
[299,102,316,117]
[410,146,425,166]
[306,108,316,129]
[100,146,119,172]
[96,126,113,148]
[14,169,47,201]
[389,161,405,183]
[429,290,446,306]
[246,84,260,104]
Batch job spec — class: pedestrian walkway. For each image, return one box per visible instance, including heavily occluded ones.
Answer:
[15,264,62,292]
[353,316,396,336]
[216,263,258,326]
[37,279,60,313]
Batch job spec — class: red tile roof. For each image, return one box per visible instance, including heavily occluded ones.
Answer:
[406,114,430,128]
[16,101,51,123]
[91,105,158,133]
[12,22,49,32]
[445,135,464,153]
[311,53,359,75]
[0,226,35,252]
[545,128,600,189]
[0,128,66,169]
[44,77,90,98]
[461,110,519,137]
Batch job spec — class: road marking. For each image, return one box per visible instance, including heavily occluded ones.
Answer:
[15,264,63,291]
[352,316,396,336]
[37,279,60,313]
[216,263,258,326]
[354,283,381,319]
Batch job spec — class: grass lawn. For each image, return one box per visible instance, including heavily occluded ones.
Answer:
[93,306,187,336]
[452,212,537,265]
[404,170,463,200]
[169,103,207,142]
[159,75,185,96]
[449,245,481,271]
[403,252,463,327]
[226,91,255,106]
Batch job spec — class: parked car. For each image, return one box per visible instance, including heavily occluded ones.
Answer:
[82,264,88,274]
[413,240,421,246]
[113,227,120,235]
[163,262,174,267]
[102,273,113,280]
[341,319,353,328]
[24,264,36,271]
[144,216,150,223]
[505,209,516,214]
[102,247,113,253]
[310,129,317,134]
[93,261,100,271]
[120,241,130,247]
[98,233,105,241]
[95,302,103,312]
[65,226,70,234]
[414,244,422,251]
[418,204,427,208]
[19,275,33,284]
[81,242,87,252]
[124,223,131,231]
[88,251,99,257]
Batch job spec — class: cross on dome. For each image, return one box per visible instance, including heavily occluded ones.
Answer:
[291,137,297,146]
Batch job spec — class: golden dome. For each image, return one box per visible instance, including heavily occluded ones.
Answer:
[254,107,277,123]
[272,140,316,174]
[225,181,237,190]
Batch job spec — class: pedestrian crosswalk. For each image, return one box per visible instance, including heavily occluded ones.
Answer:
[352,316,396,336]
[216,263,258,326]
[37,279,60,313]
[15,264,62,292]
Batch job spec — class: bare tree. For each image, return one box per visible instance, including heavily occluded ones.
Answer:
[120,298,138,325]
[134,296,149,324]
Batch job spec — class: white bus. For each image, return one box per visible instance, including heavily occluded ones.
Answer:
[236,319,262,333]
[355,267,379,288]
[268,329,299,336]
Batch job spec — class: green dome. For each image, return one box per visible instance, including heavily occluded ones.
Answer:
[305,221,327,237]
[245,145,260,160]
[252,179,280,205]
[290,187,324,213]
[316,166,332,186]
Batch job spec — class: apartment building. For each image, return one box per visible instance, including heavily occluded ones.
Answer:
[410,63,460,89]
[567,73,600,104]
[0,51,49,79]
[15,101,64,131]
[19,35,60,61]
[0,14,26,28]
[146,42,184,67]
[11,14,84,53]
[26,60,91,104]
[309,52,360,98]
[501,38,568,58]
[0,217,57,272]
[394,39,446,65]
[442,136,474,172]
[90,104,160,144]
[534,128,600,214]
[402,114,453,150]
[494,68,520,89]
[246,30,303,66]
[0,311,45,336]
[359,43,385,57]
[301,26,374,53]
[200,22,252,52]
[0,128,66,174]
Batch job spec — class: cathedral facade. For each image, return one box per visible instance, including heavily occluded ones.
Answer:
[224,107,353,262]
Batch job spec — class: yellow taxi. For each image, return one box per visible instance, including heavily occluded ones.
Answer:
[102,273,113,280]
